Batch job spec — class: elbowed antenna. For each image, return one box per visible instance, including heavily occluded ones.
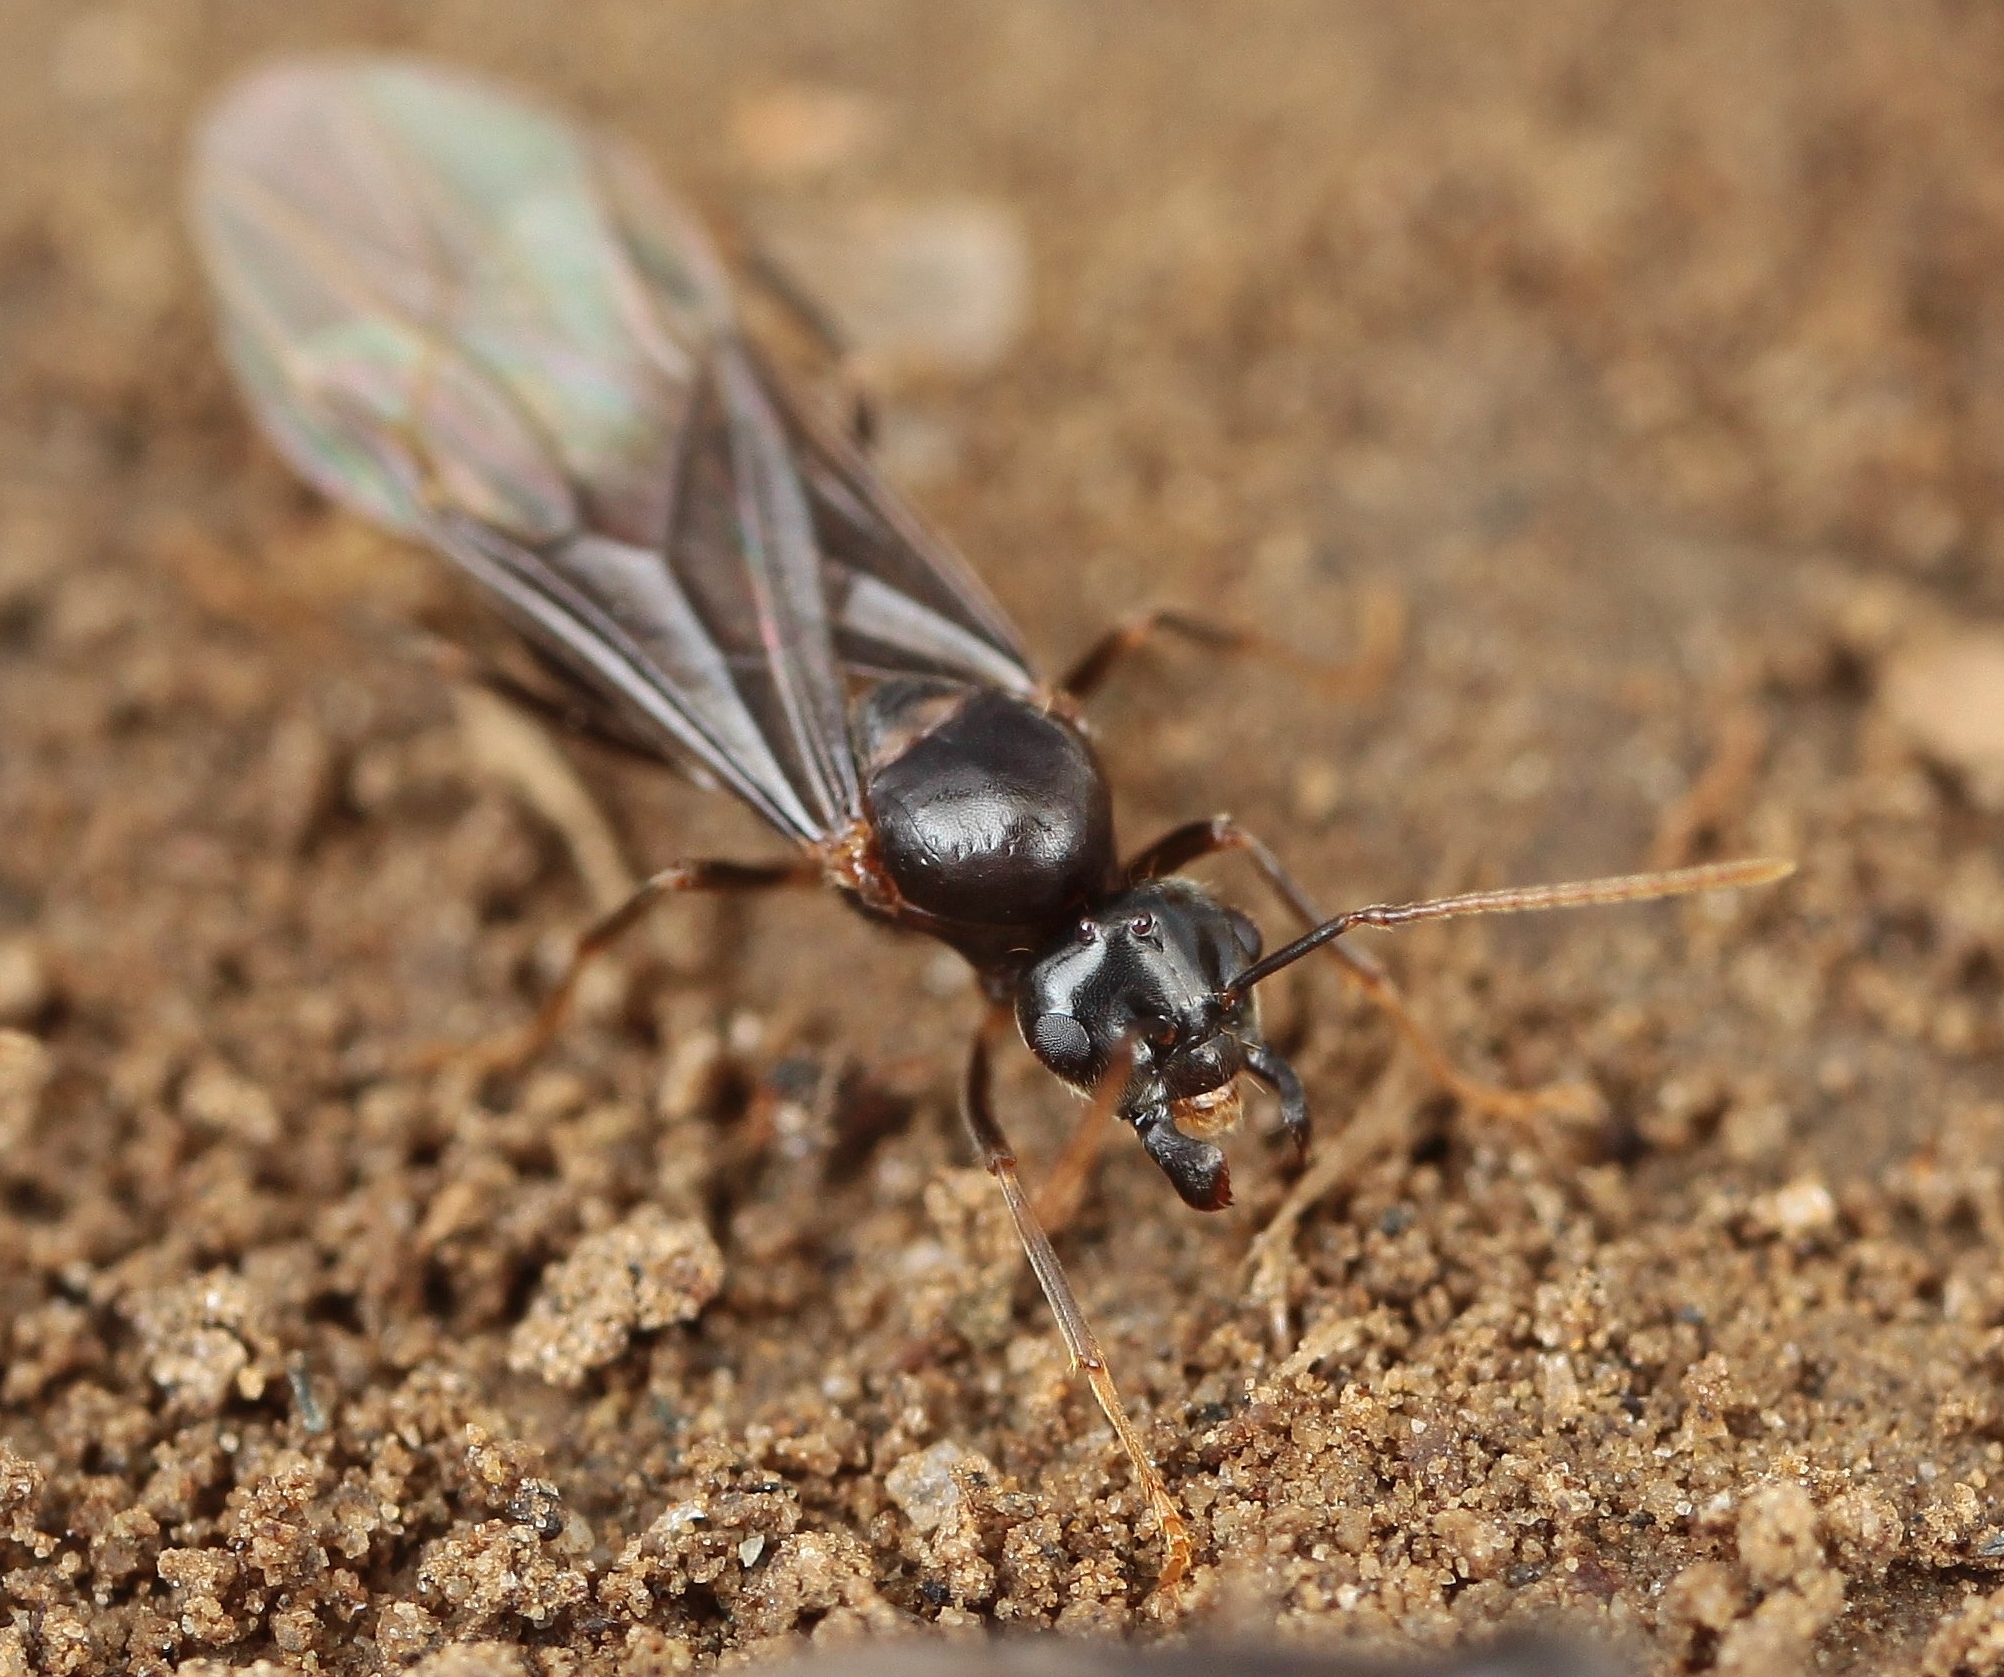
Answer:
[1218,856,1796,1005]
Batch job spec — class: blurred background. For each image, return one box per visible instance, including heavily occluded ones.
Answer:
[4,4,2004,1674]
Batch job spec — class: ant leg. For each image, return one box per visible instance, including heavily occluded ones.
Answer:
[1032,1099,1113,1232]
[732,238,879,449]
[1243,1052,1425,1351]
[1125,816,1594,1121]
[1649,705,1770,868]
[1038,1028,1217,1228]
[1241,1041,1308,1155]
[1317,940,1592,1121]
[446,857,823,1077]
[1125,816,1315,908]
[961,1009,1191,1592]
[1057,590,1404,705]
[417,635,665,768]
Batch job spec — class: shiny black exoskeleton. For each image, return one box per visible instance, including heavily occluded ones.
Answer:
[856,678,1117,962]
[858,677,1305,1210]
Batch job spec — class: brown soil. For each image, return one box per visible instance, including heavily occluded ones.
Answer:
[5,3,2004,1673]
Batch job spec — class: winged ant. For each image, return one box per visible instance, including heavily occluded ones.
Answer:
[191,60,1791,1589]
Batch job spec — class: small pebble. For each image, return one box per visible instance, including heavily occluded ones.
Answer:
[1292,759,1345,823]
[508,1207,724,1386]
[730,84,886,179]
[884,1440,991,1534]
[1881,630,2004,810]
[179,1057,282,1146]
[1749,1176,1838,1240]
[264,710,336,852]
[751,199,1029,378]
[286,1353,329,1435]
[0,939,51,1026]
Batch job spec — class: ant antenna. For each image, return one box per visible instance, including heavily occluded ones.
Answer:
[1219,856,1795,1005]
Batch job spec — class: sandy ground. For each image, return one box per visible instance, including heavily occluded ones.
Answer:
[6,2,2004,1672]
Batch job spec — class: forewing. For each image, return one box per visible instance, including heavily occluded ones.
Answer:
[190,57,859,842]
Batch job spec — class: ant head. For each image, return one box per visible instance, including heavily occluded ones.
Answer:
[1016,879,1265,1209]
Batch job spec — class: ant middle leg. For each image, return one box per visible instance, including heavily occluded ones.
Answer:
[1057,589,1404,705]
[450,856,823,1079]
[1124,816,1595,1122]
[1313,938,1596,1122]
[1126,815,1315,918]
[418,634,667,768]
[960,1009,1190,1592]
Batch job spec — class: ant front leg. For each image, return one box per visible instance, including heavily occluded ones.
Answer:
[1241,1039,1309,1154]
[960,1009,1191,1592]
[1125,816,1590,1123]
[1035,1028,1231,1223]
[1132,1104,1234,1210]
[1057,592,1404,705]
[1031,1099,1114,1233]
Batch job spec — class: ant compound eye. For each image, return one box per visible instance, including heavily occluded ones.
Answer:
[1028,1012,1093,1077]
[1128,912,1155,938]
[1226,907,1263,962]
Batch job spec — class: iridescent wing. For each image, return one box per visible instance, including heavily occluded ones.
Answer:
[190,57,1035,845]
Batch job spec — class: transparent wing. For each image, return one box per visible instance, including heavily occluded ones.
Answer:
[773,380,1035,691]
[192,59,1042,840]
[191,57,890,841]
